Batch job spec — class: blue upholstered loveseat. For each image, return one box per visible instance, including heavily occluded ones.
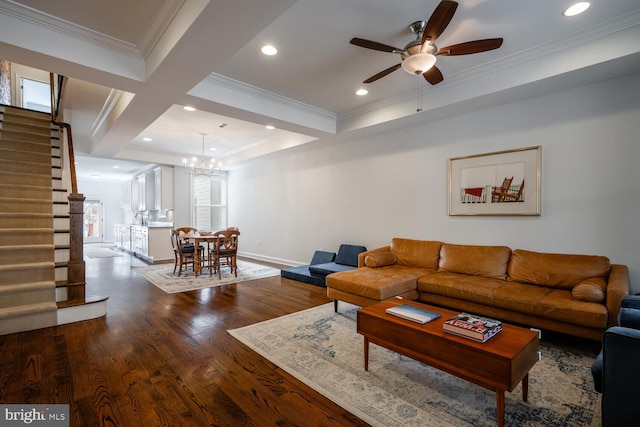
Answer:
[281,244,367,287]
[591,295,640,426]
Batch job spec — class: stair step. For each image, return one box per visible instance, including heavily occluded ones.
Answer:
[0,112,51,127]
[0,137,51,153]
[0,120,51,134]
[0,183,52,200]
[0,244,54,264]
[0,158,51,175]
[0,229,53,245]
[0,147,51,164]
[0,262,55,285]
[0,128,51,143]
[0,302,58,335]
[0,281,56,309]
[0,213,53,228]
[0,170,51,187]
[0,197,53,214]
[0,107,50,121]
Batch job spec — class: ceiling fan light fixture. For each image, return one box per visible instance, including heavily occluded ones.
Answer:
[401,53,436,75]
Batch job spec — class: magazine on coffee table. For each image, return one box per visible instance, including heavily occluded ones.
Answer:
[385,304,442,324]
[443,313,502,342]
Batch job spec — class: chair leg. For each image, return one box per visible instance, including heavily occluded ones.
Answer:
[334,300,338,313]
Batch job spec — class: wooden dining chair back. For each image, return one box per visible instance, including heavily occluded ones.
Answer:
[211,229,240,279]
[170,229,199,276]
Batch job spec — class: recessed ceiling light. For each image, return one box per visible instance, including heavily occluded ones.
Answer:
[265,125,275,130]
[261,45,278,56]
[90,174,101,179]
[356,88,368,96]
[142,137,152,142]
[563,2,590,17]
[113,165,119,169]
[184,106,196,112]
[209,147,217,151]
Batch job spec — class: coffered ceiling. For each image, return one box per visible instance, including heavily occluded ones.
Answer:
[1,0,639,181]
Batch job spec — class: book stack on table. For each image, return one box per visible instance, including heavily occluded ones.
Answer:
[443,313,502,342]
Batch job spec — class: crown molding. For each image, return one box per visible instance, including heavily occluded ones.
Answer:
[0,0,184,60]
[204,73,337,122]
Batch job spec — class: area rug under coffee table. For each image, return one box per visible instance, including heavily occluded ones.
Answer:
[132,260,280,293]
[228,303,601,427]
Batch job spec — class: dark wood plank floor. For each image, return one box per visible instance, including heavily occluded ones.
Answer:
[0,252,370,427]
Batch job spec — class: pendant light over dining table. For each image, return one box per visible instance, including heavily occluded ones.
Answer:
[182,133,221,176]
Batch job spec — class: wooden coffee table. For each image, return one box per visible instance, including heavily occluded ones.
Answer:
[357,299,539,427]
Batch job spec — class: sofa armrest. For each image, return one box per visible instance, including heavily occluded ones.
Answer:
[606,264,629,327]
[357,246,390,268]
[601,326,640,426]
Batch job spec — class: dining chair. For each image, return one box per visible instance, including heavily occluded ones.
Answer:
[174,226,205,261]
[170,229,199,276]
[210,229,240,279]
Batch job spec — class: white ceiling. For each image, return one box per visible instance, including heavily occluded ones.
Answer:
[1,0,639,182]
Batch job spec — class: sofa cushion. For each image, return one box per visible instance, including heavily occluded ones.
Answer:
[335,244,367,267]
[327,266,432,300]
[508,249,611,289]
[364,251,398,268]
[390,238,442,269]
[572,277,607,303]
[438,243,511,280]
[419,273,608,328]
[310,250,336,265]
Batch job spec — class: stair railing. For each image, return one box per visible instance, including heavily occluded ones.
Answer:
[50,73,86,304]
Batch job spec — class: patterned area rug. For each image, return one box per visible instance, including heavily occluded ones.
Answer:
[132,260,280,294]
[228,303,601,427]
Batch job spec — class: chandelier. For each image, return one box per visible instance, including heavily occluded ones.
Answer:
[182,133,221,176]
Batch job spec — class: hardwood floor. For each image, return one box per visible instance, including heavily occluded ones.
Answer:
[0,252,370,426]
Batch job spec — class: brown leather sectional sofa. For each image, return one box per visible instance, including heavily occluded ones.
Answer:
[326,238,629,341]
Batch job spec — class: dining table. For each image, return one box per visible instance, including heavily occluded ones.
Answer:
[177,233,218,276]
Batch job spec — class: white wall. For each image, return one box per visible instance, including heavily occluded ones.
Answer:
[77,180,125,243]
[228,72,640,293]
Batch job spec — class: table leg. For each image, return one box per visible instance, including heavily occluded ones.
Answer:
[496,390,505,427]
[363,337,369,371]
[522,373,529,402]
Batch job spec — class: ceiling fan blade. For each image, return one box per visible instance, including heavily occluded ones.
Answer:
[363,64,402,84]
[423,65,444,85]
[438,38,504,56]
[350,37,402,53]
[422,0,458,45]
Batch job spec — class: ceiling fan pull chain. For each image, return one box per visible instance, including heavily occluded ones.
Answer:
[417,80,423,113]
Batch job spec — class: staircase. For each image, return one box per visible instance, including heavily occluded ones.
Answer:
[0,105,107,335]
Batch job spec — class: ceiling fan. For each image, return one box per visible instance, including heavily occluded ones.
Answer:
[350,0,503,85]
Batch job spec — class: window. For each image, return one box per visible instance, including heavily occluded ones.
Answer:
[21,77,51,112]
[192,175,227,231]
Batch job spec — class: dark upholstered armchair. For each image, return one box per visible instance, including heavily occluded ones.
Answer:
[591,295,640,426]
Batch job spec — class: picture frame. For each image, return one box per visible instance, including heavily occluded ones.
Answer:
[448,146,541,216]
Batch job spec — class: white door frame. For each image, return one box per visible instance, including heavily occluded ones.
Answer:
[83,197,104,243]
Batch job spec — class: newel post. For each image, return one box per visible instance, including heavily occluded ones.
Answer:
[67,193,86,302]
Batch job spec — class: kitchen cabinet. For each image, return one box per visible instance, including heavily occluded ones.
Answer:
[114,224,132,251]
[137,174,146,211]
[154,166,174,210]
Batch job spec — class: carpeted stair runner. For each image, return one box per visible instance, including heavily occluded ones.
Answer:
[0,106,58,334]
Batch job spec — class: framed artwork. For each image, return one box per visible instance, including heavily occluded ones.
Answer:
[448,146,541,216]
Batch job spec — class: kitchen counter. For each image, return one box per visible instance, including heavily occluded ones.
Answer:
[114,224,174,264]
